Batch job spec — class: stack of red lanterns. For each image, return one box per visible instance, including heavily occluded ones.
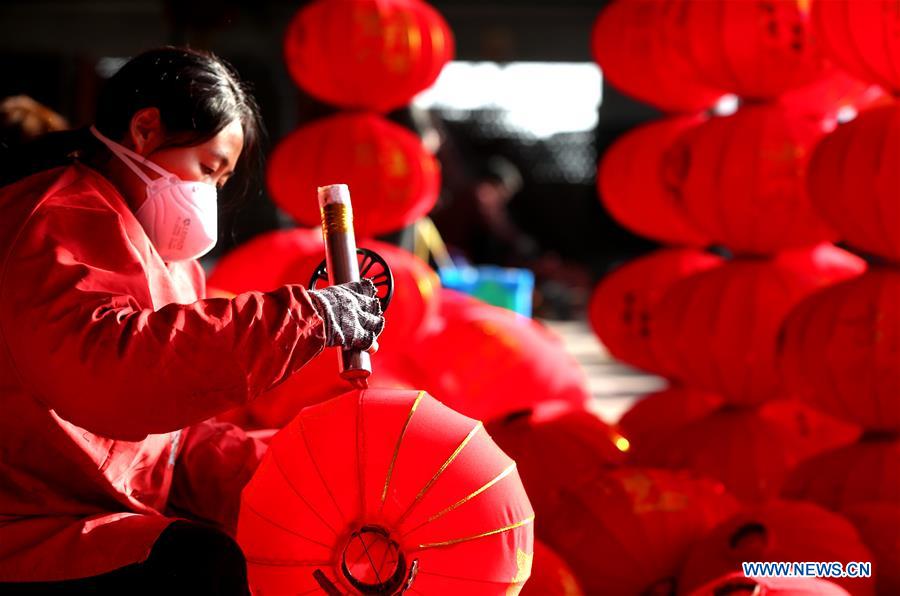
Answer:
[586,1,888,593]
[778,4,900,592]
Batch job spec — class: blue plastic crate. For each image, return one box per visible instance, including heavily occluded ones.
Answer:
[439,265,535,317]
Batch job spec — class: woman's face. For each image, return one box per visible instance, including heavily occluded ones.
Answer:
[112,107,244,210]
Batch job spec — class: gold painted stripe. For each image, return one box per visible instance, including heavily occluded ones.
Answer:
[396,421,483,526]
[401,463,517,538]
[415,515,535,550]
[381,391,425,507]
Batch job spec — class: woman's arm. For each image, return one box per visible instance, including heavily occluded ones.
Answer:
[0,203,327,441]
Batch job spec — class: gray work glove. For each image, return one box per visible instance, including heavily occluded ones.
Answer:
[307,279,385,351]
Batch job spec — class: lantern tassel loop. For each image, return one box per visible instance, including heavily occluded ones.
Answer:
[314,185,394,386]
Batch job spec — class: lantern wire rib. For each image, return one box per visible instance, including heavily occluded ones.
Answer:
[242,500,333,549]
[298,416,347,522]
[271,449,339,536]
[399,462,517,538]
[381,390,426,509]
[245,556,331,568]
[395,421,484,527]
[413,514,535,550]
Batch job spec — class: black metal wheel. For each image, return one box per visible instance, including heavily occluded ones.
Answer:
[308,248,394,311]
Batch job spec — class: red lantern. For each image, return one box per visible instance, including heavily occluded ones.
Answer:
[778,69,887,119]
[664,104,837,255]
[618,387,724,462]
[630,406,815,502]
[688,573,851,596]
[844,503,900,596]
[783,436,900,512]
[521,540,584,596]
[284,0,454,112]
[813,0,900,93]
[485,404,627,515]
[806,104,900,263]
[589,249,723,377]
[673,0,831,100]
[591,0,725,112]
[653,245,864,405]
[238,389,535,594]
[404,290,590,422]
[207,228,324,295]
[780,268,900,431]
[679,500,875,595]
[758,399,860,462]
[598,116,710,246]
[538,468,739,596]
[268,113,441,238]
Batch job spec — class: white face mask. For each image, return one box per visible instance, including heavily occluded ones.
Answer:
[90,125,219,262]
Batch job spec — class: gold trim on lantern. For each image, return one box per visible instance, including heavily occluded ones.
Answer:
[381,391,426,507]
[414,515,535,550]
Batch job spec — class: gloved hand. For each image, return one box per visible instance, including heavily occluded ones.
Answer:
[307,279,385,351]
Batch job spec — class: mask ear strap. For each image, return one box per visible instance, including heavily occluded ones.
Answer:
[89,125,171,183]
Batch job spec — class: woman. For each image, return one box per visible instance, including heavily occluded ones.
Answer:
[0,47,384,593]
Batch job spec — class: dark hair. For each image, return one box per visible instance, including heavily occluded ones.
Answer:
[0,46,265,210]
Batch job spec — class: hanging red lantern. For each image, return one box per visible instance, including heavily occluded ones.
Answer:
[598,116,710,246]
[238,388,535,594]
[404,290,590,422]
[591,0,725,112]
[538,468,739,596]
[618,386,724,462]
[664,103,837,255]
[283,0,454,112]
[812,0,900,93]
[673,0,831,100]
[844,503,900,596]
[688,573,851,596]
[806,104,900,263]
[268,113,441,238]
[758,399,860,462]
[589,248,723,377]
[485,404,627,515]
[207,228,324,295]
[521,540,584,596]
[780,268,900,431]
[679,500,875,595]
[653,245,864,405]
[783,436,900,512]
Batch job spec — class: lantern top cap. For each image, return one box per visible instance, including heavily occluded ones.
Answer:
[318,184,351,207]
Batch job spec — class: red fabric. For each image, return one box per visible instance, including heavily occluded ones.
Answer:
[813,0,900,94]
[591,0,725,113]
[665,104,837,256]
[238,388,535,594]
[0,164,326,581]
[284,0,454,112]
[679,500,875,596]
[598,115,710,246]
[588,248,723,377]
[780,267,900,431]
[806,104,900,264]
[267,113,441,238]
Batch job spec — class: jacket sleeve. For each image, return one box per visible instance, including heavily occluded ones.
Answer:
[167,419,268,536]
[0,202,327,441]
